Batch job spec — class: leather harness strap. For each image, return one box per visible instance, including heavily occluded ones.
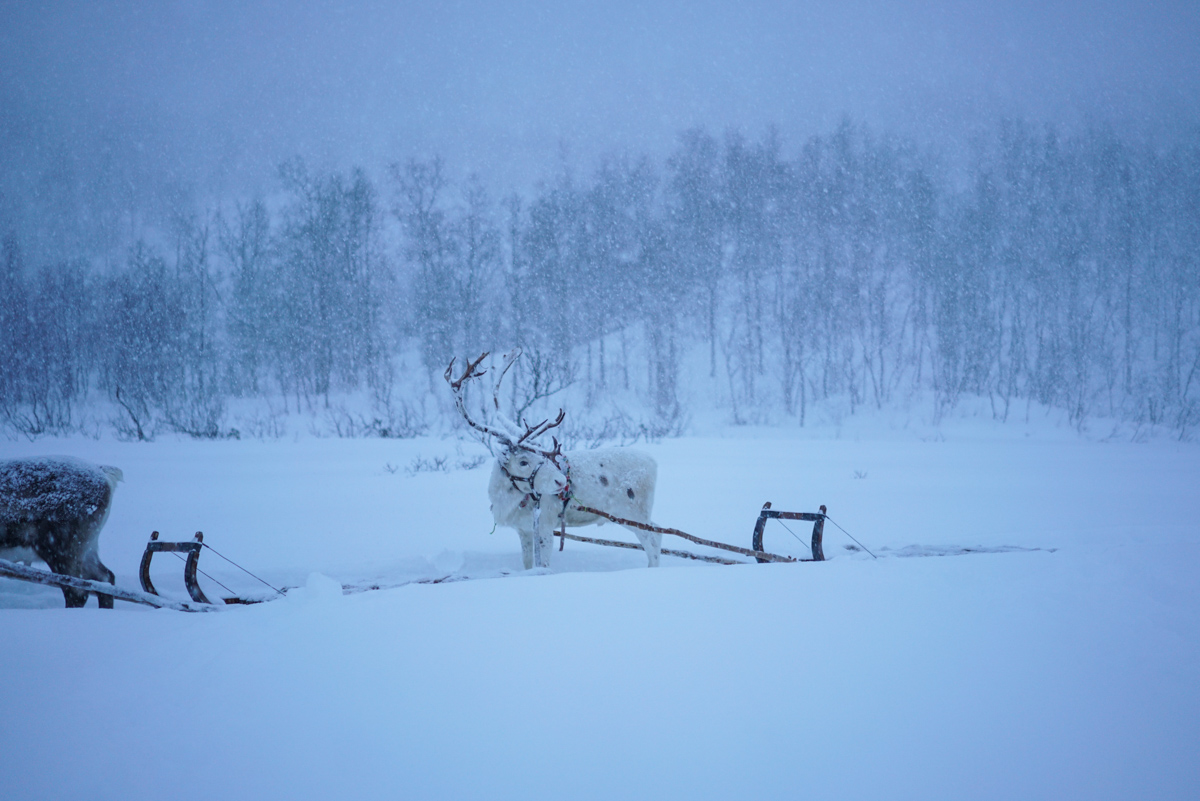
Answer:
[500,454,573,516]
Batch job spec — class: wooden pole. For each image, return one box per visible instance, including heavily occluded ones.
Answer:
[556,531,744,565]
[572,504,798,563]
[0,558,216,612]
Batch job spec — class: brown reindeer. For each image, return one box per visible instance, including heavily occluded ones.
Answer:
[0,457,122,607]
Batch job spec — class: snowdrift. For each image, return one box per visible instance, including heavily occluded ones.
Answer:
[0,427,1197,800]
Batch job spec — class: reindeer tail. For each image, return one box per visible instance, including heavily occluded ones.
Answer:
[100,466,124,488]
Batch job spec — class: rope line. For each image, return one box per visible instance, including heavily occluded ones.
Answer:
[168,550,237,596]
[200,543,287,596]
[824,516,878,559]
[774,518,814,556]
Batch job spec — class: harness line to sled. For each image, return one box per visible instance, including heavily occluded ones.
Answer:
[774,517,812,556]
[823,515,878,559]
[168,550,238,597]
[199,542,288,597]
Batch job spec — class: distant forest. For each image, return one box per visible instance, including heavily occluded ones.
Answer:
[2,120,1198,440]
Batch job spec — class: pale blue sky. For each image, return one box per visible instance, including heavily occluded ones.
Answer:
[2,0,1197,191]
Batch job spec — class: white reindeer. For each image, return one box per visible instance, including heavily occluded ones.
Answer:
[446,351,660,570]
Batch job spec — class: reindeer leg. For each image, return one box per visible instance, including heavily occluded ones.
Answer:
[529,502,561,569]
[81,552,116,609]
[43,554,90,608]
[518,528,536,570]
[531,504,557,569]
[630,527,662,568]
[535,525,555,569]
[531,504,543,568]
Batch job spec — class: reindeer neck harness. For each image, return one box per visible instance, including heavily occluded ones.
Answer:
[501,452,573,513]
[500,457,542,509]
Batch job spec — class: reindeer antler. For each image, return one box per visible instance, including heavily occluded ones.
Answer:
[445,350,566,458]
[493,349,520,412]
[445,352,521,448]
[445,352,489,391]
[517,409,566,445]
[489,350,528,442]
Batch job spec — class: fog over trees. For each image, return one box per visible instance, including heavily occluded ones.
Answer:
[2,119,1198,440]
[2,3,1198,440]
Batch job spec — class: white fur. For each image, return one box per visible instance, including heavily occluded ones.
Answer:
[489,447,658,569]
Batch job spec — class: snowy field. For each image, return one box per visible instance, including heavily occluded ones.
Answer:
[1,413,1198,800]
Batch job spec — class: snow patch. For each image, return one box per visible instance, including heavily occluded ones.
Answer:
[431,549,464,575]
[284,572,345,604]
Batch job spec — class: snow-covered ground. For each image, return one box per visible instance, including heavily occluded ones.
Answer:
[1,414,1198,800]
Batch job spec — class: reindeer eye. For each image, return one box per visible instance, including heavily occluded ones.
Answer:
[520,460,529,467]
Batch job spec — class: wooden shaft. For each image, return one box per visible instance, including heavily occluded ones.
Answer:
[572,504,797,563]
[556,531,743,565]
[0,558,215,612]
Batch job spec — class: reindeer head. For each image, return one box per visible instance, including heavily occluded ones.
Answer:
[444,351,566,481]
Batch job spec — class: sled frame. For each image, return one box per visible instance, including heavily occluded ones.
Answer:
[139,531,214,605]
[751,502,827,562]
